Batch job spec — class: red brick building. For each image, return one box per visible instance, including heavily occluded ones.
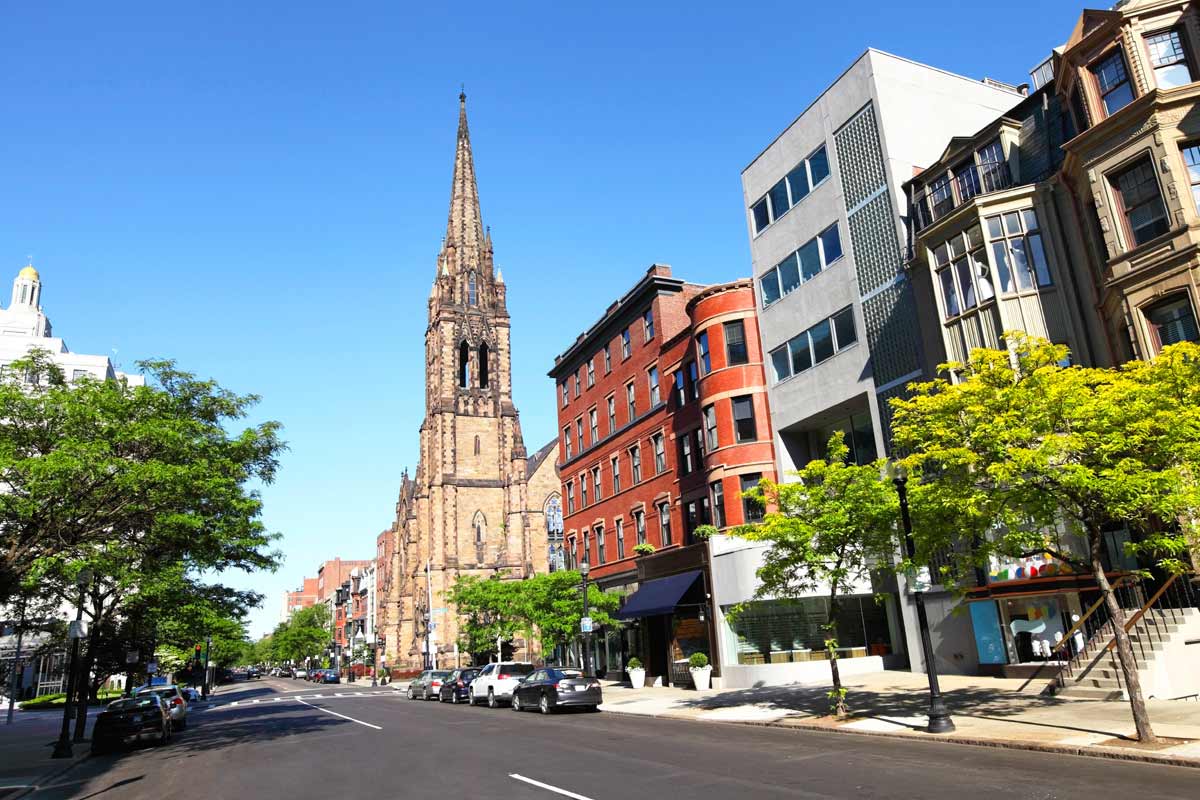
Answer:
[549,264,776,685]
[283,577,320,621]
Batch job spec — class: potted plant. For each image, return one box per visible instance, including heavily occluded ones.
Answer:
[692,524,719,542]
[632,543,656,556]
[688,652,712,690]
[626,657,646,689]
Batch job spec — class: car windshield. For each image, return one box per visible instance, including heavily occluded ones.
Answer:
[109,698,157,711]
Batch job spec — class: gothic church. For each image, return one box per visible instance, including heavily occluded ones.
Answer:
[382,95,560,668]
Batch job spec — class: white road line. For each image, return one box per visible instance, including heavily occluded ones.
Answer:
[509,774,595,800]
[296,698,382,730]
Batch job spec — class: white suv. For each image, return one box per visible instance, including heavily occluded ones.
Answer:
[468,662,535,708]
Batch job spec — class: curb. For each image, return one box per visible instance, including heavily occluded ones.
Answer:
[597,708,1200,770]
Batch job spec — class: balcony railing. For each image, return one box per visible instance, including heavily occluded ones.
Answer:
[912,161,1013,232]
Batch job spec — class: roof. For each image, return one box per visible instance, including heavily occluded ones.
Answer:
[527,438,557,476]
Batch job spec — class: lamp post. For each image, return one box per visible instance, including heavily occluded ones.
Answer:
[580,552,592,676]
[885,460,955,734]
[370,622,378,687]
[52,569,92,759]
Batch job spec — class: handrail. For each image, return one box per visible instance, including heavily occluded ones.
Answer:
[1105,573,1179,652]
[1048,577,1133,661]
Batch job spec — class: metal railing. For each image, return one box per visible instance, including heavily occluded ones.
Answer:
[911,161,1013,232]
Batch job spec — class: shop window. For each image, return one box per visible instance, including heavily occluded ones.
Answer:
[724,596,893,664]
[1146,29,1194,89]
[1110,158,1170,247]
[1145,295,1200,350]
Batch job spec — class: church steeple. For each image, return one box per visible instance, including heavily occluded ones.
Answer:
[443,92,486,271]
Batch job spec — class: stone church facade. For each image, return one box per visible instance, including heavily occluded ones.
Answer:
[382,95,560,669]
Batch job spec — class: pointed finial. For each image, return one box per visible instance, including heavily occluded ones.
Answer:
[460,84,466,104]
[495,268,504,283]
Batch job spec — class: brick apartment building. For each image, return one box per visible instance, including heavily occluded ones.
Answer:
[282,577,319,622]
[549,264,775,686]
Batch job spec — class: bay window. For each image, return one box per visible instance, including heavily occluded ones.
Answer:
[1111,158,1169,247]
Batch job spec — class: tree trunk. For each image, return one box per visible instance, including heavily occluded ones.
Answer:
[826,583,846,718]
[74,630,99,741]
[1091,532,1156,743]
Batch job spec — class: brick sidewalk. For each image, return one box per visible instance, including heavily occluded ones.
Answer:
[596,670,1200,767]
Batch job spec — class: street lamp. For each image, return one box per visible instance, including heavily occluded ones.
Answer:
[580,550,592,676]
[52,568,92,759]
[885,459,955,734]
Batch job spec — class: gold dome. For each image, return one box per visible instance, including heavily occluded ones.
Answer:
[18,265,39,281]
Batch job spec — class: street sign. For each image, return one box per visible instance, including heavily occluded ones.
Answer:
[147,661,158,675]
[431,608,448,615]
[580,616,593,633]
[67,620,88,639]
[125,650,139,665]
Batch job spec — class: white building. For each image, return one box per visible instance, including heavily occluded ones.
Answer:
[0,263,144,386]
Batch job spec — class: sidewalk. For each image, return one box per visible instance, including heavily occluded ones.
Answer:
[0,709,95,797]
[596,670,1200,767]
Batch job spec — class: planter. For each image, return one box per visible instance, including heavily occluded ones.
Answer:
[627,668,646,689]
[689,666,712,690]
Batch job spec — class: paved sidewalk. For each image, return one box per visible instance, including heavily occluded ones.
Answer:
[0,709,95,797]
[597,670,1200,766]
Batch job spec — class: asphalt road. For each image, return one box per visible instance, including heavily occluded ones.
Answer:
[26,677,1198,799]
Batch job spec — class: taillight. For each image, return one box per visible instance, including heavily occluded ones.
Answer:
[172,697,183,706]
[456,680,464,687]
[498,673,510,680]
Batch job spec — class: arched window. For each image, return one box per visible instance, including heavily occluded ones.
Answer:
[478,342,490,388]
[472,511,486,544]
[468,272,478,306]
[459,341,470,388]
[474,435,481,455]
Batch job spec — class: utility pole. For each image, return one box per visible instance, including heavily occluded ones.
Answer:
[52,570,92,759]
[425,560,435,670]
[201,635,212,699]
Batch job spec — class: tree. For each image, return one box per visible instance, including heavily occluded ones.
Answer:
[890,335,1200,743]
[521,571,619,657]
[738,432,898,717]
[446,575,527,661]
[274,604,332,665]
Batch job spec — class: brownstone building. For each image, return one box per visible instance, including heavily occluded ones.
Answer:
[381,96,559,669]
[550,265,775,686]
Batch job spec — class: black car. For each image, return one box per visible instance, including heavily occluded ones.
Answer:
[438,668,479,704]
[92,695,173,753]
[511,668,602,714]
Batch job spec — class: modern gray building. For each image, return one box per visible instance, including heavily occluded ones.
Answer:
[740,50,1024,675]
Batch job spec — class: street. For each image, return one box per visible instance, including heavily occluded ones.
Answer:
[24,677,1199,799]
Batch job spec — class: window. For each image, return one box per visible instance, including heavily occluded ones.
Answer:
[759,223,843,307]
[478,343,489,387]
[768,306,857,382]
[643,309,655,341]
[566,481,575,514]
[621,327,631,358]
[635,510,646,544]
[732,396,757,442]
[611,456,621,493]
[593,467,602,502]
[630,445,641,484]
[679,434,694,475]
[673,370,686,406]
[607,396,616,433]
[1030,57,1054,90]
[724,320,748,365]
[697,331,711,374]
[648,367,660,406]
[1145,295,1200,349]
[589,409,598,445]
[72,368,90,383]
[616,519,625,560]
[751,146,831,234]
[703,404,718,450]
[694,427,706,457]
[567,537,576,570]
[573,374,580,398]
[652,433,666,474]
[751,198,770,234]
[1146,30,1193,89]
[659,503,672,547]
[1111,159,1170,247]
[587,360,595,387]
[741,474,764,523]
[626,382,636,421]
[936,224,997,317]
[564,426,572,460]
[711,480,726,529]
[1091,49,1135,116]
[580,472,588,507]
[687,361,699,400]
[603,345,611,374]
[596,525,606,564]
[560,382,568,407]
[1070,87,1090,133]
[468,272,477,306]
[977,139,1007,193]
[983,212,1051,294]
[1183,144,1200,210]
[576,418,584,452]
[459,340,470,387]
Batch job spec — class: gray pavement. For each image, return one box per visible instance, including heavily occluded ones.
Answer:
[21,677,1200,799]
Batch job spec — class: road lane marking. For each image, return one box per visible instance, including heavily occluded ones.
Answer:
[296,698,382,730]
[509,774,595,800]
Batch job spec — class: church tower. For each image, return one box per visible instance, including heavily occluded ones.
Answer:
[387,94,555,668]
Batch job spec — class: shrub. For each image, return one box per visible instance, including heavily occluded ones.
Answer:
[632,543,656,556]
[692,524,719,541]
[688,652,709,669]
[626,657,643,670]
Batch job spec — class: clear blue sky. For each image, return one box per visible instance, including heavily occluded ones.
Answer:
[0,1,1080,637]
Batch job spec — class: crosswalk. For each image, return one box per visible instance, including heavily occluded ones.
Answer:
[202,690,399,711]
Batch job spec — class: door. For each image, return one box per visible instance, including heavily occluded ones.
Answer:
[647,615,670,685]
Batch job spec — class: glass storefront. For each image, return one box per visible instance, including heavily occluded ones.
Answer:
[721,595,897,664]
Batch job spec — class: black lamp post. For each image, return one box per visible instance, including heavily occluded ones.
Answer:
[885,460,955,734]
[580,552,592,676]
[52,569,92,759]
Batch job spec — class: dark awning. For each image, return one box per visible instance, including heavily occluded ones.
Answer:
[614,570,701,619]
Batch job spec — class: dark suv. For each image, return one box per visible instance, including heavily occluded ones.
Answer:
[438,668,480,704]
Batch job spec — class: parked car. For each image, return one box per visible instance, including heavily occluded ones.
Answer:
[292,668,307,680]
[133,684,189,729]
[181,688,202,704]
[247,667,261,680]
[469,662,535,708]
[319,669,340,684]
[511,668,602,714]
[438,668,479,704]
[407,670,451,700]
[92,695,172,753]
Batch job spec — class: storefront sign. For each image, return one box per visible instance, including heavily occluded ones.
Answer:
[968,602,1007,665]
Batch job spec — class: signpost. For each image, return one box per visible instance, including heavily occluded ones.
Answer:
[580,616,593,634]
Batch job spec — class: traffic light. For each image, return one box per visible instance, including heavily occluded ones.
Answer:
[194,644,202,663]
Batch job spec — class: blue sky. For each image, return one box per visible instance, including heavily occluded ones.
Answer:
[0,1,1081,637]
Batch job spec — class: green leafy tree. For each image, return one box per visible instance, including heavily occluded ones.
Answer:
[521,571,619,657]
[738,433,898,717]
[446,575,527,661]
[890,335,1200,743]
[274,604,332,665]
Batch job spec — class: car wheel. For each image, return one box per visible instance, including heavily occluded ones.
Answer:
[539,694,551,715]
[512,693,521,712]
[408,687,416,700]
[450,692,458,705]
[467,692,476,706]
[487,689,497,709]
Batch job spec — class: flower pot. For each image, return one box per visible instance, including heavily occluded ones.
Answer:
[627,668,646,689]
[689,666,712,690]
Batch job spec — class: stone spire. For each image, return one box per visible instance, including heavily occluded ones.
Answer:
[442,92,485,271]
